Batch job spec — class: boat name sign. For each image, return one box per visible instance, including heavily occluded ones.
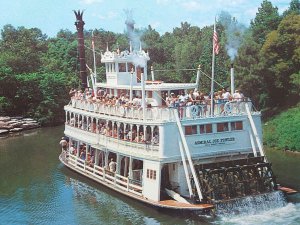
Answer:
[194,137,235,147]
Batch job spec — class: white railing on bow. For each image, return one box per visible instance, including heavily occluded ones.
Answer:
[69,99,255,121]
[67,153,143,196]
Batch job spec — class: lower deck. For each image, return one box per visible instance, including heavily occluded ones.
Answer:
[59,151,214,211]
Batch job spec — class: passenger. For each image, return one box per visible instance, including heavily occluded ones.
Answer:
[139,132,145,143]
[86,153,94,167]
[109,158,117,172]
[113,128,118,138]
[168,93,175,107]
[59,137,68,150]
[233,90,242,113]
[222,88,231,102]
[69,144,75,155]
[233,90,242,102]
[80,150,86,160]
[70,117,75,126]
[127,130,132,140]
[69,88,76,97]
[151,133,159,145]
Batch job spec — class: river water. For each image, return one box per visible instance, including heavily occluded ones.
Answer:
[0,126,299,225]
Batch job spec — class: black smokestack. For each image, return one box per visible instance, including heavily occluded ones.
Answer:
[74,10,87,89]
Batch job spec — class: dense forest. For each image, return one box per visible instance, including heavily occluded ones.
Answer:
[0,0,299,132]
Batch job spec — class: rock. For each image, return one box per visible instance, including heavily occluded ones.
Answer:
[0,129,9,135]
[10,116,23,120]
[0,124,13,129]
[10,128,24,132]
[22,118,35,122]
[0,117,11,122]
[8,122,24,128]
[21,123,40,130]
[0,121,7,128]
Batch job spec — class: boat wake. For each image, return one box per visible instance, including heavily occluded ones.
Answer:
[214,191,300,225]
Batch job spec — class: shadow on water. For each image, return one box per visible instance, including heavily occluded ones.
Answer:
[60,165,214,225]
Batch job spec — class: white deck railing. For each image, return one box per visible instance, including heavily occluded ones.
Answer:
[65,125,159,159]
[69,99,255,122]
[98,134,159,153]
[67,153,143,196]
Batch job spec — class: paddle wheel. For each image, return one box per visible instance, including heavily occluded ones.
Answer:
[191,156,278,203]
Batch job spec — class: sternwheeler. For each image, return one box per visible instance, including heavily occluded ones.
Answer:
[59,11,296,213]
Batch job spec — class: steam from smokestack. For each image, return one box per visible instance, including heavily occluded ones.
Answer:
[219,11,246,61]
[125,9,135,34]
[124,9,142,52]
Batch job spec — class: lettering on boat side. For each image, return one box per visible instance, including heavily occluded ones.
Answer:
[194,137,235,146]
[107,74,117,80]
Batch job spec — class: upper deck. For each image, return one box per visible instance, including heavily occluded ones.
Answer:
[67,97,258,123]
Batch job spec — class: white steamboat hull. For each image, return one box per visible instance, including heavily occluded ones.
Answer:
[59,152,214,211]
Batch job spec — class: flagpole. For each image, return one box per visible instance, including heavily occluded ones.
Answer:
[210,20,216,117]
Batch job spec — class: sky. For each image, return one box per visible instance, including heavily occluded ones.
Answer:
[0,0,291,37]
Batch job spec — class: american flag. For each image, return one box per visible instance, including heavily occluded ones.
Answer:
[213,27,219,55]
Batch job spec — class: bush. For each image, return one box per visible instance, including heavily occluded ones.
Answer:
[264,105,300,151]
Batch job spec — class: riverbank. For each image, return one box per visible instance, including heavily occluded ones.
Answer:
[0,116,40,135]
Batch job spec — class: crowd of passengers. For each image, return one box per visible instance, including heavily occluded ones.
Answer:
[61,141,98,168]
[165,88,245,108]
[69,87,246,110]
[61,140,136,174]
[69,88,144,108]
[68,117,159,145]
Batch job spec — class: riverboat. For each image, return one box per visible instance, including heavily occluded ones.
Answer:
[59,11,295,213]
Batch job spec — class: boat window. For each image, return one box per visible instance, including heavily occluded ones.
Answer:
[185,125,197,135]
[231,121,243,130]
[118,63,126,72]
[217,122,229,132]
[199,124,212,134]
[147,169,156,180]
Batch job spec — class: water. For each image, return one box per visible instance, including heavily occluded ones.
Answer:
[0,126,300,225]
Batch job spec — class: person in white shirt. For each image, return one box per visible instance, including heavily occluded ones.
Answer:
[109,158,117,172]
[222,88,231,101]
[233,90,242,102]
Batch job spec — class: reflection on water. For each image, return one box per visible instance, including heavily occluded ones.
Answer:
[0,126,299,225]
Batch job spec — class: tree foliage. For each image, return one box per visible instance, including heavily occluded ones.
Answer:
[0,0,299,129]
[264,105,300,151]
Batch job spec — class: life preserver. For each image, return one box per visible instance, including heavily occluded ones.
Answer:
[190,105,199,117]
[224,102,232,114]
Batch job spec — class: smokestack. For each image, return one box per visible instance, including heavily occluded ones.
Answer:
[74,10,87,89]
[230,63,234,95]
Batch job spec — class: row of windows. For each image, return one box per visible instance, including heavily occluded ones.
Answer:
[185,121,243,135]
[106,62,137,73]
[146,169,157,180]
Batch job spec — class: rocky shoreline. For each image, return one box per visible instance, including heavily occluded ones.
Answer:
[0,116,40,135]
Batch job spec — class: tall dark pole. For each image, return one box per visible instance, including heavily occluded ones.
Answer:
[74,10,87,89]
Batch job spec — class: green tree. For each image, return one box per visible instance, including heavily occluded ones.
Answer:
[283,0,300,17]
[235,31,263,108]
[260,14,300,109]
[250,0,281,45]
[0,25,47,74]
